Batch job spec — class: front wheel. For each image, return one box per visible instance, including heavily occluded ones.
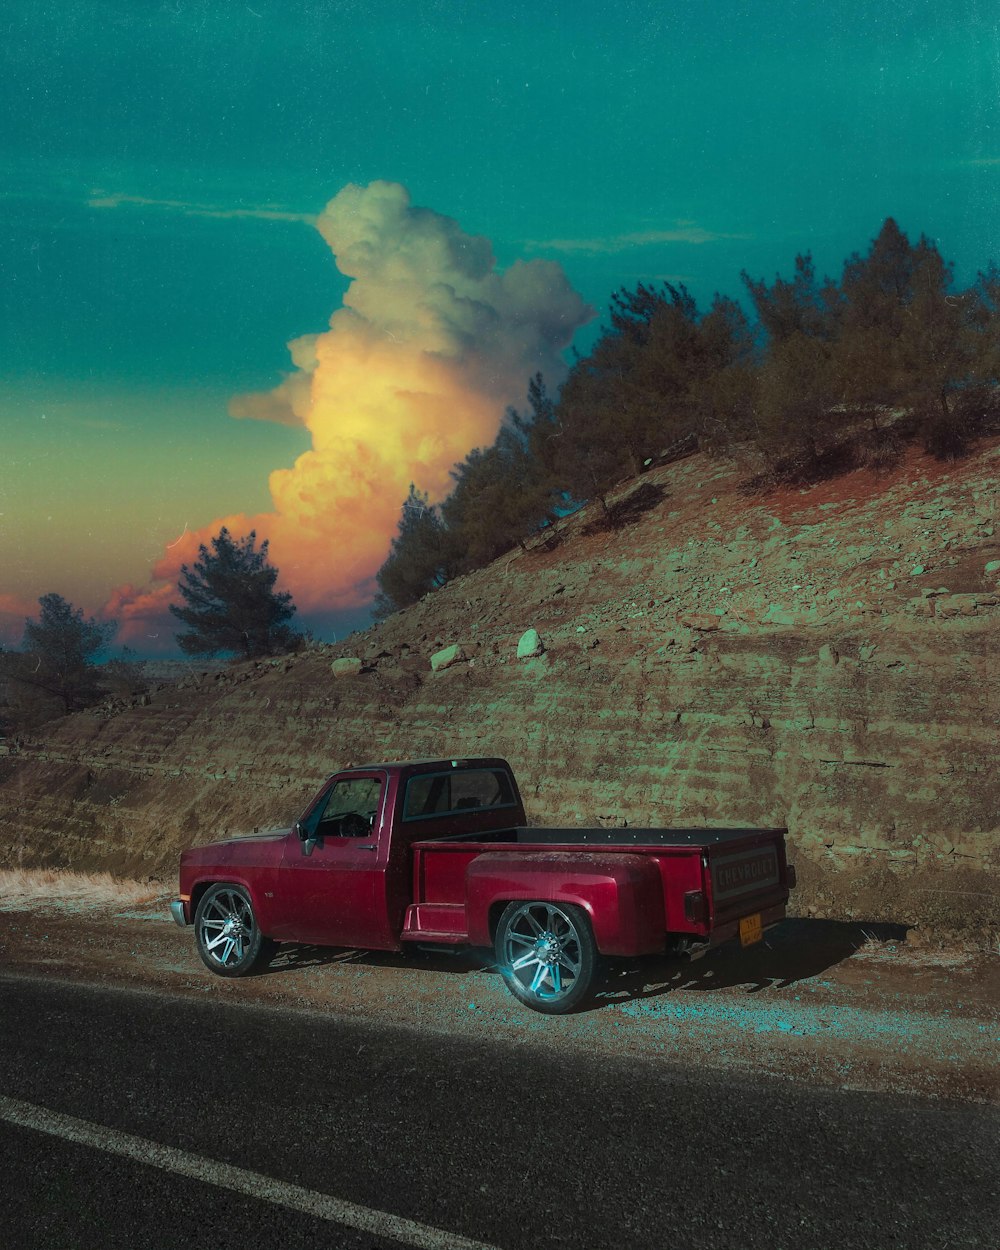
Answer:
[495,900,597,1014]
[194,884,275,977]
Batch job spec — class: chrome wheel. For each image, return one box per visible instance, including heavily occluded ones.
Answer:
[496,900,596,1013]
[194,884,273,977]
[199,888,254,968]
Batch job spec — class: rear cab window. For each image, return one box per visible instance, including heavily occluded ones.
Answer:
[402,767,516,823]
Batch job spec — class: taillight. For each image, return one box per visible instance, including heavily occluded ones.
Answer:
[786,864,797,889]
[684,890,707,923]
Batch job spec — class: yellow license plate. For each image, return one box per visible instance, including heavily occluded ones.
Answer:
[739,913,763,947]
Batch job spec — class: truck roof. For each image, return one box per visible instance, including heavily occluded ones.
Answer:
[343,757,512,778]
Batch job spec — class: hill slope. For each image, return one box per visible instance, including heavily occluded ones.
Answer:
[2,440,998,939]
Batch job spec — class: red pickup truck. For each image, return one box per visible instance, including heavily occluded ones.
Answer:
[171,757,795,1013]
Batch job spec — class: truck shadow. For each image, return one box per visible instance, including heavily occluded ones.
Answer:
[591,918,909,1012]
[261,943,489,977]
[262,919,909,1013]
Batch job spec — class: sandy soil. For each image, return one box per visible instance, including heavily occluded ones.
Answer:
[1,895,996,1106]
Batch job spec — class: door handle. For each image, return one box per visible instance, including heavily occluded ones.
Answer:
[358,844,376,851]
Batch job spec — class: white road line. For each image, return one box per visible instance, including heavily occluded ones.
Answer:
[0,1095,501,1250]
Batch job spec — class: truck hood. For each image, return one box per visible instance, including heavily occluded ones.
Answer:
[181,827,291,869]
[229,827,292,843]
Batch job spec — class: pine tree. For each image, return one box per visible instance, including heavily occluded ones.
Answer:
[510,373,565,507]
[742,253,841,346]
[373,487,453,618]
[170,528,298,659]
[973,263,1000,388]
[742,254,842,466]
[556,354,634,517]
[554,283,735,507]
[16,593,117,716]
[442,424,556,571]
[691,295,759,451]
[836,219,991,456]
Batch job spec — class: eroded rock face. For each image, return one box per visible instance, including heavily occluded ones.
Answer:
[2,440,998,935]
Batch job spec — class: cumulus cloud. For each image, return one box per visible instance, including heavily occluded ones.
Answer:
[109,181,592,646]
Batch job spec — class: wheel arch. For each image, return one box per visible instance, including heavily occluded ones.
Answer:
[189,878,215,918]
[486,895,589,945]
[466,852,664,955]
[191,877,273,935]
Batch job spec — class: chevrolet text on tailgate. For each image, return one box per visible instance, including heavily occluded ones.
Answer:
[171,758,795,1014]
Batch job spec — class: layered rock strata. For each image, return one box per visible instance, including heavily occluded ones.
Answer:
[2,441,998,937]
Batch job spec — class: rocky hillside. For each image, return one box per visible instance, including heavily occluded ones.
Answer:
[2,439,998,940]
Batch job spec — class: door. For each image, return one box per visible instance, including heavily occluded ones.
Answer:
[273,772,386,948]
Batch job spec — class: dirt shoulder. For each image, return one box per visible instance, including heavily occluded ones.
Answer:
[1,896,996,1106]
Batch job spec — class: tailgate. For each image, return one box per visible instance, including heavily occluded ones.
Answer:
[704,833,788,940]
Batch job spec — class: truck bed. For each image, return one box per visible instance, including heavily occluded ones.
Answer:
[407,822,791,954]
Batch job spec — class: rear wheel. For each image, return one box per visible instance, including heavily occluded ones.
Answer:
[194,884,275,977]
[495,900,597,1014]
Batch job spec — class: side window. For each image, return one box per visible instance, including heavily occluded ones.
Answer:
[307,777,383,838]
[402,769,515,820]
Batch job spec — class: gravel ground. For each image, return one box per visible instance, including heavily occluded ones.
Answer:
[1,894,996,1106]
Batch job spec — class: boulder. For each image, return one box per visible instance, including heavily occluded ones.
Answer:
[330,657,363,678]
[430,644,466,672]
[935,594,980,619]
[516,628,545,659]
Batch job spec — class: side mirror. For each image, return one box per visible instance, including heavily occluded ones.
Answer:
[296,820,320,856]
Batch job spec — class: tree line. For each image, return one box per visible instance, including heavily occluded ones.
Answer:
[0,530,299,732]
[4,217,998,728]
[374,218,1000,614]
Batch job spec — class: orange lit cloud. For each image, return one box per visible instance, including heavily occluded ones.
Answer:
[108,181,592,647]
[103,578,189,646]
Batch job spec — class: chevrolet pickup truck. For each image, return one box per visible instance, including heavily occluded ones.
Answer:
[171,757,795,1013]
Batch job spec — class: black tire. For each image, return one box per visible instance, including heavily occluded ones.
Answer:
[494,900,598,1014]
[194,884,275,977]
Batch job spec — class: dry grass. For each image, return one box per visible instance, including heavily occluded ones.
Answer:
[0,868,168,913]
[851,926,982,969]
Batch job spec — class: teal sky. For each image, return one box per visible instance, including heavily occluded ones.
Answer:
[2,0,999,651]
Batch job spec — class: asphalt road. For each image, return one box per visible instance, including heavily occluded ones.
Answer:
[0,974,997,1250]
